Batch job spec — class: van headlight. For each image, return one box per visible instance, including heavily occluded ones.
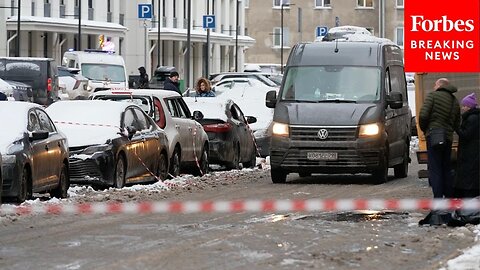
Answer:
[358,123,380,137]
[272,122,289,137]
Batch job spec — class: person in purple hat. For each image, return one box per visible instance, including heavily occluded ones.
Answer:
[453,93,480,198]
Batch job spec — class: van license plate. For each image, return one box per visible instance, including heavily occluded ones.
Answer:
[307,152,337,161]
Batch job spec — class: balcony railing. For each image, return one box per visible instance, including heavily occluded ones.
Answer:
[59,5,66,18]
[107,12,112,22]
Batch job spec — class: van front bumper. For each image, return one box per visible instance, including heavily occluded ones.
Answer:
[270,136,386,174]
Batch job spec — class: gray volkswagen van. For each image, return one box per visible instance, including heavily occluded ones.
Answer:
[266,39,411,184]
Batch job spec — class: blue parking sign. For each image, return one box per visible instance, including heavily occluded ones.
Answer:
[316,26,328,37]
[203,15,216,29]
[138,4,152,19]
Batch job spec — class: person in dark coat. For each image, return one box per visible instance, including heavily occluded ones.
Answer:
[419,78,461,198]
[137,66,149,89]
[453,93,480,198]
[163,71,181,95]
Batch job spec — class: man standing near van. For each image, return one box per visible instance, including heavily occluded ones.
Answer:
[163,71,181,95]
[419,78,461,198]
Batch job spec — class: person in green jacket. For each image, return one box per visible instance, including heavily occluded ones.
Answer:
[419,78,461,198]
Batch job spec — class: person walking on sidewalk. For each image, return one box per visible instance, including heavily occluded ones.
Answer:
[419,78,461,198]
[163,71,181,95]
[453,93,480,198]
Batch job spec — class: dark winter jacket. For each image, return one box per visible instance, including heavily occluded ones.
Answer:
[138,67,149,89]
[454,107,480,195]
[419,85,461,142]
[195,91,216,97]
[163,77,181,94]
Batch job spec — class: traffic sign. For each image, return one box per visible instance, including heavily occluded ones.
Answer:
[203,15,216,29]
[316,26,328,37]
[138,4,152,19]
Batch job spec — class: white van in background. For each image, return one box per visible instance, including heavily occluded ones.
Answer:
[62,50,128,92]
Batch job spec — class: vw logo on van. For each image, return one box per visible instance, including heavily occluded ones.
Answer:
[317,129,329,140]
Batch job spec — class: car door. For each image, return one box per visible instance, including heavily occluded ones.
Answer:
[177,98,202,160]
[122,108,145,180]
[165,98,194,162]
[230,104,253,161]
[27,109,51,188]
[131,106,160,176]
[36,108,63,187]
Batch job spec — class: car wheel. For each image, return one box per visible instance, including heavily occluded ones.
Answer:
[271,167,287,184]
[169,148,181,178]
[16,167,31,203]
[157,152,169,181]
[394,144,409,178]
[226,145,240,170]
[51,164,69,198]
[372,150,388,184]
[243,148,257,169]
[114,155,126,188]
[194,148,209,176]
[299,172,311,177]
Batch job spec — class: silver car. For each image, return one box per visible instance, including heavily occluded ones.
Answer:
[91,89,210,177]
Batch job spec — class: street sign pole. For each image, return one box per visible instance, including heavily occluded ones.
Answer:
[206,0,210,78]
[138,4,153,69]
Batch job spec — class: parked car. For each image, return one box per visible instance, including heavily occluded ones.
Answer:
[58,66,92,100]
[0,57,59,105]
[46,100,170,188]
[90,89,210,177]
[184,98,257,169]
[0,153,3,204]
[0,102,69,203]
[148,66,177,89]
[184,78,275,157]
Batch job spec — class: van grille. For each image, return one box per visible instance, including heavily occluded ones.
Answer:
[290,126,357,142]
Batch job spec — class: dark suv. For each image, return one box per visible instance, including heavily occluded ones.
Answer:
[149,66,176,89]
[0,57,59,105]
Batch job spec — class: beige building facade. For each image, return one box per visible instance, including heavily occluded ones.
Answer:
[244,0,404,70]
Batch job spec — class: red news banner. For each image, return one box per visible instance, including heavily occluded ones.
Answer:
[404,0,480,72]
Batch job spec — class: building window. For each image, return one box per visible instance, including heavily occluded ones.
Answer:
[273,27,289,47]
[31,1,36,16]
[273,0,290,8]
[357,0,373,8]
[315,0,331,8]
[396,0,404,8]
[395,27,404,47]
[107,0,111,12]
[244,0,249,8]
[44,0,49,3]
[88,0,93,9]
[75,0,79,7]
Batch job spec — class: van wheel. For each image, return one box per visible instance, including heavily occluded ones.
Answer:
[51,164,69,198]
[372,151,388,184]
[394,145,409,178]
[271,167,287,184]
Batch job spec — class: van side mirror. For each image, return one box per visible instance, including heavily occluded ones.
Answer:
[265,90,277,108]
[192,110,204,121]
[388,92,403,109]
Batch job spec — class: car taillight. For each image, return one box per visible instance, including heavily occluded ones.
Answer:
[203,122,232,133]
[47,78,52,92]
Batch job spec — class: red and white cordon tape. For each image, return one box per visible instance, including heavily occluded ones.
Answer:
[54,121,120,129]
[2,198,480,216]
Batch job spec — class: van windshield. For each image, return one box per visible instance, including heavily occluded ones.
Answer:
[280,66,380,102]
[81,64,126,83]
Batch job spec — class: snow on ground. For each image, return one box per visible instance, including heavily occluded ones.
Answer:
[440,225,480,270]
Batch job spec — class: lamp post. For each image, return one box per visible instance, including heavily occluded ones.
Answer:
[235,0,240,72]
[78,0,81,51]
[157,0,161,67]
[16,0,21,56]
[185,0,191,89]
[205,0,210,77]
[280,1,290,74]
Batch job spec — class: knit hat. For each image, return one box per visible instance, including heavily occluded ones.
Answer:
[461,93,478,108]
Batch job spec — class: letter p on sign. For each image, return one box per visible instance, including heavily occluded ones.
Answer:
[138,4,152,19]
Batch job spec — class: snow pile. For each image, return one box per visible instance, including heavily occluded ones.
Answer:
[440,225,480,270]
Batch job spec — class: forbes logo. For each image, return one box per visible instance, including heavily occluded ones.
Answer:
[410,15,475,32]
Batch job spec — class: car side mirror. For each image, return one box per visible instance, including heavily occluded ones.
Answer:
[126,126,137,140]
[192,110,204,121]
[388,91,403,109]
[265,90,277,108]
[246,116,257,124]
[29,131,49,141]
